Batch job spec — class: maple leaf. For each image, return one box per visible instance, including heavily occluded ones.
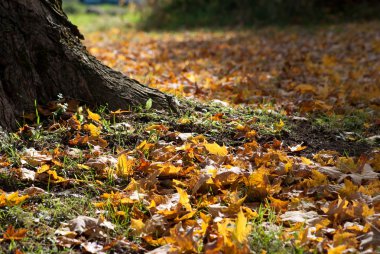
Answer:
[233,209,252,244]
[3,225,27,241]
[116,154,134,177]
[204,142,228,156]
[274,119,285,131]
[247,166,272,199]
[130,218,145,236]
[338,179,359,198]
[175,187,192,211]
[0,191,29,207]
[87,109,101,123]
[170,223,198,253]
[84,123,101,137]
[303,169,328,188]
[136,140,155,153]
[334,231,358,247]
[269,196,289,212]
[327,245,347,254]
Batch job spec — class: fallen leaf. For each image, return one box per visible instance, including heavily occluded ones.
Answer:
[87,109,101,123]
[3,225,27,241]
[204,142,228,156]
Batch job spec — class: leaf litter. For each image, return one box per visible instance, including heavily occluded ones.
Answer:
[0,22,380,253]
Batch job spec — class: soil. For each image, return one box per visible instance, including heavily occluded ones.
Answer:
[283,119,376,157]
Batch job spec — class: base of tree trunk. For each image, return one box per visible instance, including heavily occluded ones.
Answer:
[0,0,179,130]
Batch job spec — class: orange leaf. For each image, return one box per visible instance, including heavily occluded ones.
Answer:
[269,196,289,212]
[3,225,27,241]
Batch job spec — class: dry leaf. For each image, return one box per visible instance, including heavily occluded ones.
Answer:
[204,142,228,156]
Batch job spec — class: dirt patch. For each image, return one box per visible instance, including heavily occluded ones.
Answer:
[283,119,375,157]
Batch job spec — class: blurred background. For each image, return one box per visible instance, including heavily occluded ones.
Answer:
[63,0,380,33]
[61,0,380,116]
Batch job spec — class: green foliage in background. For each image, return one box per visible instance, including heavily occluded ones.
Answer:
[141,0,380,29]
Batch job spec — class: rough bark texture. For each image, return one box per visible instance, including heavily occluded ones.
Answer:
[0,0,178,130]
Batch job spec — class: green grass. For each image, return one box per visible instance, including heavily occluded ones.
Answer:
[0,195,97,253]
[249,204,298,253]
[62,0,142,34]
[313,109,372,138]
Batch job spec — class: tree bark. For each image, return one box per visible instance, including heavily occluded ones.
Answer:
[0,0,179,130]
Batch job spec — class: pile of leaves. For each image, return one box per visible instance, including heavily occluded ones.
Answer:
[86,23,380,117]
[0,99,378,253]
[0,22,380,253]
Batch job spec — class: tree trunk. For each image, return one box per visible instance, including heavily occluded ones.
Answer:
[0,0,179,130]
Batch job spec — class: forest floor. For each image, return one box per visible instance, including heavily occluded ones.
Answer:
[0,16,379,254]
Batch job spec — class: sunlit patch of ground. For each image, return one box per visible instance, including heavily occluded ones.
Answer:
[85,23,380,117]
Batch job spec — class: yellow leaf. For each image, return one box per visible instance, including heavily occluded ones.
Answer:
[178,118,191,124]
[5,192,19,202]
[176,211,196,221]
[47,170,66,183]
[233,209,252,244]
[247,167,271,199]
[241,206,258,219]
[143,235,174,246]
[170,224,198,252]
[136,140,154,153]
[116,154,134,177]
[199,212,211,234]
[284,161,293,172]
[204,142,228,156]
[93,202,105,208]
[339,179,358,197]
[4,192,29,206]
[37,164,50,174]
[157,163,182,176]
[328,245,347,254]
[175,187,192,211]
[315,218,331,232]
[115,211,126,217]
[145,124,168,133]
[274,119,285,131]
[303,169,328,188]
[301,157,313,165]
[217,219,233,244]
[130,218,145,236]
[333,230,358,248]
[77,164,91,170]
[148,199,156,209]
[172,179,187,188]
[185,72,197,83]
[84,123,101,137]
[87,109,101,123]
